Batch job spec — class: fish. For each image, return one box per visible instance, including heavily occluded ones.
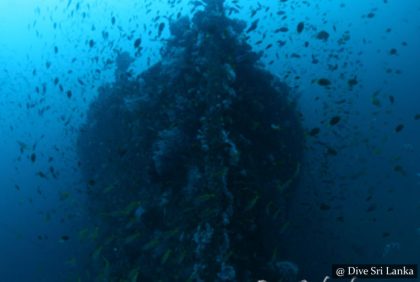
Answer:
[382,242,400,257]
[59,192,70,201]
[128,268,140,282]
[394,165,405,175]
[134,38,141,49]
[36,171,47,179]
[371,96,381,107]
[30,153,36,163]
[142,238,160,251]
[17,141,28,153]
[414,114,420,120]
[326,147,338,156]
[77,79,85,86]
[316,30,329,41]
[158,22,165,37]
[102,31,109,40]
[59,235,70,243]
[64,257,77,268]
[102,258,110,277]
[366,204,376,212]
[319,203,331,210]
[329,116,341,126]
[125,232,141,244]
[275,27,288,33]
[335,99,347,104]
[317,78,331,86]
[296,22,304,33]
[196,193,216,202]
[177,249,187,264]
[265,201,274,216]
[107,201,141,218]
[309,127,320,136]
[90,227,99,241]
[246,19,259,33]
[103,185,114,193]
[246,193,260,210]
[92,246,103,260]
[348,77,358,88]
[277,40,286,47]
[161,249,172,264]
[276,162,301,193]
[78,228,90,240]
[279,222,290,234]
[395,124,404,133]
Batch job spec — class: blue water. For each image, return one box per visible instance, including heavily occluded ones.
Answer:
[0,0,419,281]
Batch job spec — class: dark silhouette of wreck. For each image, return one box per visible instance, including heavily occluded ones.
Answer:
[77,0,304,281]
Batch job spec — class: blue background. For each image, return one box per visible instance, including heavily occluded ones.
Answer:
[0,0,419,281]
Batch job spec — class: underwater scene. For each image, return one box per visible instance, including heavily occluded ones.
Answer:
[0,0,419,281]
